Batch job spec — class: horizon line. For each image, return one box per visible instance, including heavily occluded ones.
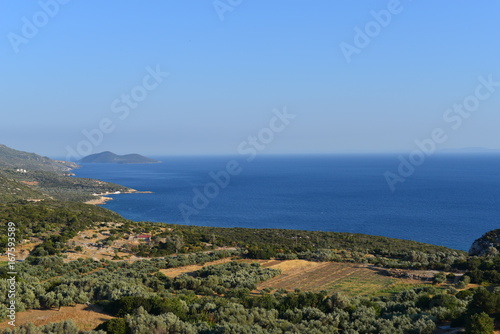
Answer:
[50,150,500,161]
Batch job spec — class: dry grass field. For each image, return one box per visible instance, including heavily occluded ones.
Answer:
[0,304,114,331]
[0,238,42,262]
[159,257,235,277]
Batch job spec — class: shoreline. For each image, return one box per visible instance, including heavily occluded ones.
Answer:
[84,189,153,205]
[69,164,153,206]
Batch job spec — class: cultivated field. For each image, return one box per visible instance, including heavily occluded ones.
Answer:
[245,259,429,296]
[0,304,114,331]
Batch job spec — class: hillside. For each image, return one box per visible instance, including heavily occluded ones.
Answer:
[0,200,498,333]
[79,151,160,164]
[0,144,78,172]
[0,169,132,202]
[0,175,50,202]
[0,145,134,203]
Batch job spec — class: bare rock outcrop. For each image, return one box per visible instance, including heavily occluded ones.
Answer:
[469,229,500,257]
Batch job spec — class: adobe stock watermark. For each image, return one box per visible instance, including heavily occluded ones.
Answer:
[213,0,243,21]
[7,0,71,54]
[339,0,408,64]
[178,107,296,223]
[65,65,169,162]
[5,222,17,327]
[385,74,499,192]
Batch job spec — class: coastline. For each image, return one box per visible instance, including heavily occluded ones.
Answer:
[84,195,113,205]
[84,189,153,205]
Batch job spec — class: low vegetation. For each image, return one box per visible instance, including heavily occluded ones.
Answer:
[1,251,499,334]
[0,200,498,333]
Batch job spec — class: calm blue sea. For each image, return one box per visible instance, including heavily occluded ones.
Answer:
[73,154,500,251]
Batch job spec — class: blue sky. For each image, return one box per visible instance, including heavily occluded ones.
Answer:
[1,0,499,158]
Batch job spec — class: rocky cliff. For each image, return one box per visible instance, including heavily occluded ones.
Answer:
[469,229,500,256]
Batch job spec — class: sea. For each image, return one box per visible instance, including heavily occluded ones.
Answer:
[73,154,500,252]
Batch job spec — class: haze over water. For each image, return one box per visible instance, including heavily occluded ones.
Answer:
[74,154,500,252]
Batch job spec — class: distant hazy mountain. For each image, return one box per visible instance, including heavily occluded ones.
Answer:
[0,144,78,172]
[79,151,160,164]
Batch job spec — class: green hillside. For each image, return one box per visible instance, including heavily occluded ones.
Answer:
[0,144,78,172]
[0,168,131,202]
[0,175,50,202]
[0,145,133,203]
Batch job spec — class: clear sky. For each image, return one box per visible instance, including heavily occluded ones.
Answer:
[1,0,499,158]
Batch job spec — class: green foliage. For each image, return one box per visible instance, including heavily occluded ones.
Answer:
[465,312,495,334]
[161,224,463,257]
[194,261,281,291]
[109,296,188,320]
[95,318,128,334]
[466,288,500,318]
[433,273,447,285]
[246,246,275,259]
[0,320,82,334]
[463,257,500,285]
